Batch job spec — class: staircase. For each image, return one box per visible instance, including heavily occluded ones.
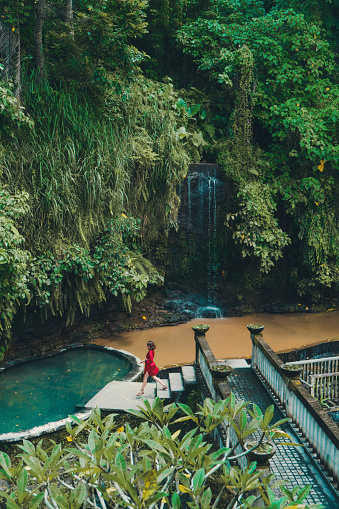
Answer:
[81,365,197,412]
[156,365,196,400]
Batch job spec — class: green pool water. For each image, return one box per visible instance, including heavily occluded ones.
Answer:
[0,348,132,434]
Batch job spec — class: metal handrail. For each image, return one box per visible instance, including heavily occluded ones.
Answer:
[284,356,339,390]
[309,371,339,399]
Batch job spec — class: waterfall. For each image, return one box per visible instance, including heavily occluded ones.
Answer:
[208,175,218,305]
[168,163,226,318]
[188,174,192,230]
[177,165,222,235]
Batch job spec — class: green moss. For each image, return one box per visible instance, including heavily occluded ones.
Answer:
[211,365,232,373]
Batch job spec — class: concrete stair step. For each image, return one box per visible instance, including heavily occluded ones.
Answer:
[181,365,197,385]
[156,379,170,399]
[169,372,184,392]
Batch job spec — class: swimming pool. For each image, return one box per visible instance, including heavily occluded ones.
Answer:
[0,345,142,440]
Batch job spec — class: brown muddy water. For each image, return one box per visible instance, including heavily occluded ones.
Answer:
[94,311,339,368]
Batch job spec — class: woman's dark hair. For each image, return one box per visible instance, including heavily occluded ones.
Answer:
[147,341,156,350]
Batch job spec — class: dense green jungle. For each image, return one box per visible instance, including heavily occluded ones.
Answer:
[1,0,339,357]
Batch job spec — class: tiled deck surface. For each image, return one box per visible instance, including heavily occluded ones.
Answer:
[228,367,339,508]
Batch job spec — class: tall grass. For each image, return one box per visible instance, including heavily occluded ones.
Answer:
[1,74,188,255]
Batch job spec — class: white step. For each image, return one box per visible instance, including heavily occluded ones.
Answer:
[181,365,197,385]
[225,359,250,368]
[156,379,170,399]
[169,372,184,392]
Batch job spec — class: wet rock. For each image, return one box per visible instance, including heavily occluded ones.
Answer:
[164,301,178,311]
[181,310,196,319]
[191,294,207,306]
[200,307,222,318]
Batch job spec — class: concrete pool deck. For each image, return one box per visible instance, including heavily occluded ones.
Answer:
[80,381,157,411]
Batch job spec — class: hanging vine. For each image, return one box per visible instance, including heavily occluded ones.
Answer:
[217,45,265,184]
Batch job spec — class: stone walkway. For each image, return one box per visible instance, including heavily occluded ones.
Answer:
[228,367,339,508]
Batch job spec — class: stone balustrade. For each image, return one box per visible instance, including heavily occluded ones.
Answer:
[250,332,339,484]
[193,327,246,469]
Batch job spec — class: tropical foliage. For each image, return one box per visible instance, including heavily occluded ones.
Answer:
[176,4,339,298]
[0,397,319,509]
[1,0,339,353]
[0,1,191,351]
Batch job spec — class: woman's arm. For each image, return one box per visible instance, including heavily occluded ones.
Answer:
[141,351,149,365]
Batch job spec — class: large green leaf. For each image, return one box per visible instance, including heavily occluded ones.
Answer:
[187,104,201,116]
[17,469,28,495]
[176,98,186,110]
[0,452,12,478]
[172,492,181,509]
[192,468,205,490]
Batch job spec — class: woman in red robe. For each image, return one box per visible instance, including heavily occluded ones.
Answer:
[137,341,167,396]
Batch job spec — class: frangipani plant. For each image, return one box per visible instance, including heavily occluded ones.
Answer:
[0,397,320,509]
[248,404,301,447]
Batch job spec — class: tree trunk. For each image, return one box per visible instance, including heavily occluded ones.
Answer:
[14,4,21,100]
[65,0,74,37]
[34,0,46,78]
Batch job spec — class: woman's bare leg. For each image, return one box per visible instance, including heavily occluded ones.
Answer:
[137,372,149,395]
[151,375,167,390]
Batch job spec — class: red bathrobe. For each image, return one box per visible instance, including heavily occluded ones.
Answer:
[144,349,159,376]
